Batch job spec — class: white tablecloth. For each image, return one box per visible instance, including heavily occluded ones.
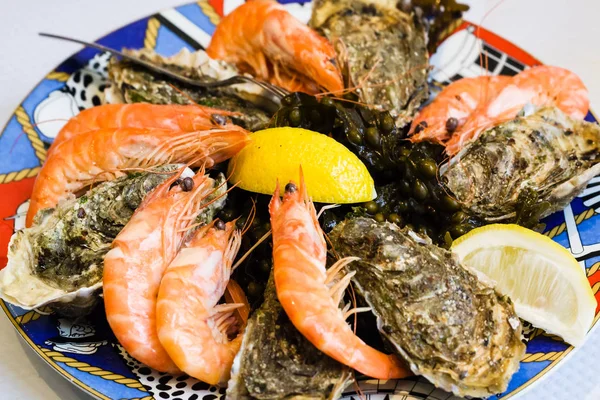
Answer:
[0,1,599,399]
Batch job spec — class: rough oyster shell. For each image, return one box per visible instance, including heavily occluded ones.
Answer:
[106,48,271,131]
[0,231,102,313]
[227,273,351,399]
[310,0,429,126]
[0,167,226,316]
[441,107,600,221]
[330,217,525,398]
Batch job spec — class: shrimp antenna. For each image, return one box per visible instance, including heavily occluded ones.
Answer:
[351,372,366,400]
[175,180,239,233]
[317,204,340,220]
[231,229,272,271]
[241,198,257,236]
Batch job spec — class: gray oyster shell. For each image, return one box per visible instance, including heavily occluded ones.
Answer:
[0,167,226,317]
[310,0,429,126]
[330,217,525,398]
[227,273,351,399]
[106,48,271,131]
[441,107,600,222]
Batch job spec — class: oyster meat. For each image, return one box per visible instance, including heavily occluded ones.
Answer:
[441,107,600,222]
[310,0,429,126]
[0,167,226,316]
[330,217,525,398]
[107,48,271,131]
[227,273,351,399]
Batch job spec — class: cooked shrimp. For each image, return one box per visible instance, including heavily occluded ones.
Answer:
[207,0,343,94]
[269,172,411,380]
[49,103,235,153]
[410,66,589,155]
[157,220,247,385]
[409,75,511,144]
[444,66,589,154]
[103,169,217,373]
[26,126,248,227]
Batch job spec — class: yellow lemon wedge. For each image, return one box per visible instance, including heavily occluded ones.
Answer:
[228,127,376,203]
[451,224,597,346]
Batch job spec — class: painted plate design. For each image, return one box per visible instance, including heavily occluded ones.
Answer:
[1,1,598,399]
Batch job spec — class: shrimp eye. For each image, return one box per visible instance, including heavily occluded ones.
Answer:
[285,183,297,193]
[181,177,194,192]
[215,219,226,230]
[170,179,183,190]
[212,114,228,125]
[446,117,459,133]
[414,121,428,134]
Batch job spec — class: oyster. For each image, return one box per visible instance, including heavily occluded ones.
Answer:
[107,48,271,131]
[441,107,600,222]
[330,217,525,398]
[227,273,351,399]
[0,167,226,316]
[309,0,429,126]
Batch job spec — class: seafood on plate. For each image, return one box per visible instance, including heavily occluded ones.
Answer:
[409,66,590,154]
[49,103,236,153]
[310,0,429,126]
[156,220,247,385]
[269,172,410,380]
[408,75,511,145]
[0,166,220,316]
[441,106,600,222]
[227,272,352,400]
[26,122,249,227]
[207,0,343,94]
[107,48,271,131]
[330,217,526,398]
[103,169,226,373]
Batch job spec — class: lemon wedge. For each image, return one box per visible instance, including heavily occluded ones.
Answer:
[451,224,597,346]
[228,127,376,203]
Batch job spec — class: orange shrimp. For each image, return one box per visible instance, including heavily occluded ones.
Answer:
[49,103,235,153]
[269,171,411,380]
[103,169,217,373]
[26,126,248,227]
[409,75,511,144]
[156,220,248,385]
[410,66,589,155]
[207,0,343,94]
[444,66,589,154]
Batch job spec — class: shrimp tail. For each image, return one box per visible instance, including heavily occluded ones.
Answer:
[225,280,250,324]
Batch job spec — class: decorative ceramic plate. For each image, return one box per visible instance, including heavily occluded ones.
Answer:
[1,1,599,400]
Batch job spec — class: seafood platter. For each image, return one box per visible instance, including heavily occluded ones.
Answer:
[1,1,599,399]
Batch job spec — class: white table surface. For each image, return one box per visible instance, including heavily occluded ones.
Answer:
[0,1,599,399]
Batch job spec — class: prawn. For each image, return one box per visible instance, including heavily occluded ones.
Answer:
[269,170,411,380]
[156,220,247,385]
[206,0,343,94]
[49,103,235,153]
[26,125,248,227]
[103,169,217,373]
[410,66,589,155]
[409,75,511,144]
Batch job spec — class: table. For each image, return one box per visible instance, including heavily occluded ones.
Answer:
[0,1,598,399]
